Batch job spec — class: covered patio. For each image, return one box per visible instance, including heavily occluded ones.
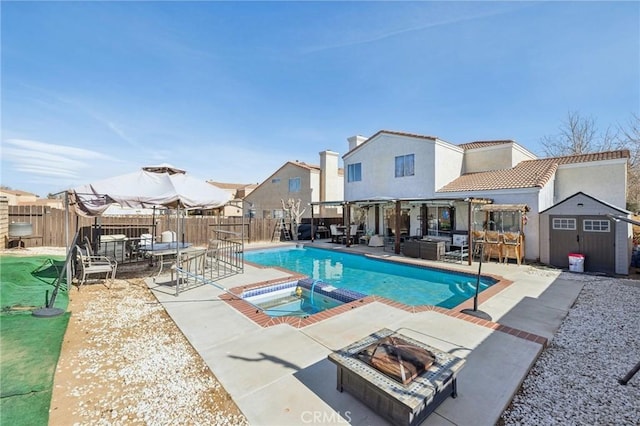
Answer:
[311,197,509,266]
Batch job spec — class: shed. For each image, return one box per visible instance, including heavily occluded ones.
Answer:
[539,192,632,275]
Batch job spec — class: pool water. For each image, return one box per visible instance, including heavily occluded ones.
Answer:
[244,246,496,309]
[252,288,342,317]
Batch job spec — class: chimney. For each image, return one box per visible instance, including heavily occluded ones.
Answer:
[347,135,367,151]
[319,150,340,203]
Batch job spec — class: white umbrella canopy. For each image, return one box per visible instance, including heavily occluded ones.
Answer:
[72,164,231,217]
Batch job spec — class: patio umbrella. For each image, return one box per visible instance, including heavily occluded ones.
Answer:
[72,164,231,216]
[70,164,232,290]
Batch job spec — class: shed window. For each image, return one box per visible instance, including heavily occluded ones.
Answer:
[552,218,576,230]
[583,220,610,232]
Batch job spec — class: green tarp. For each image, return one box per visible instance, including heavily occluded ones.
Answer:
[0,256,70,426]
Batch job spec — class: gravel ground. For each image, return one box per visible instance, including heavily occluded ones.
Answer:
[48,275,249,425]
[500,273,640,425]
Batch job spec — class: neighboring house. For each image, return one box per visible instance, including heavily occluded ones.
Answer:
[341,130,631,273]
[244,150,344,220]
[207,182,257,217]
[0,188,64,209]
[0,188,39,205]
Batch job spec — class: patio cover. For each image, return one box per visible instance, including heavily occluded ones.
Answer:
[71,165,232,217]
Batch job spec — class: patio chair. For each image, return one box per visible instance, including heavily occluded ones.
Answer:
[502,232,522,265]
[342,224,359,245]
[206,239,220,270]
[471,230,485,259]
[330,224,344,243]
[484,231,502,262]
[75,244,117,289]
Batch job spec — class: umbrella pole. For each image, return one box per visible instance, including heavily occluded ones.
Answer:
[175,205,182,296]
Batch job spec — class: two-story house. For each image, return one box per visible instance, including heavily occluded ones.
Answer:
[342,130,631,274]
[244,150,344,221]
[206,182,258,217]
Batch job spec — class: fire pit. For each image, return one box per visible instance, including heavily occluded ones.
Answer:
[328,329,465,426]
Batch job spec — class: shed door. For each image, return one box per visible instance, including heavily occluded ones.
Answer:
[549,215,615,274]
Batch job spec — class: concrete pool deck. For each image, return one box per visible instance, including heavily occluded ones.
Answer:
[146,241,584,425]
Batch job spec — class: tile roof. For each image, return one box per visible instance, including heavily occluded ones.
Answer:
[344,130,441,157]
[0,189,36,196]
[369,130,439,141]
[289,161,320,171]
[438,149,629,193]
[438,161,559,192]
[207,182,256,190]
[538,149,630,165]
[458,140,515,150]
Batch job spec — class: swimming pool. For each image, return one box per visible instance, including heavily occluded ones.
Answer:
[244,246,496,309]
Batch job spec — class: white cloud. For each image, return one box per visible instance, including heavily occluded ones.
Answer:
[3,138,116,181]
[304,4,531,54]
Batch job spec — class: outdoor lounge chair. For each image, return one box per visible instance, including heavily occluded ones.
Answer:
[75,245,117,289]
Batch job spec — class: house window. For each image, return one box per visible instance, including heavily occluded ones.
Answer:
[347,163,362,182]
[395,154,415,177]
[272,178,281,184]
[583,220,610,232]
[288,177,301,193]
[552,218,576,230]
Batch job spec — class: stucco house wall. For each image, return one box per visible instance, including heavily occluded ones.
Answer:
[319,150,342,202]
[433,141,464,193]
[244,162,318,219]
[245,150,344,220]
[553,160,627,208]
[463,142,537,174]
[344,133,463,201]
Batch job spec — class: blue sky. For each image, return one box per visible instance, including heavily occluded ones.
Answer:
[2,1,639,197]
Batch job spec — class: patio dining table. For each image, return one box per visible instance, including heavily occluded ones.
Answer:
[139,242,198,280]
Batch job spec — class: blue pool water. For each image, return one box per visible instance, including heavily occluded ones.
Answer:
[244,247,497,308]
[250,287,343,317]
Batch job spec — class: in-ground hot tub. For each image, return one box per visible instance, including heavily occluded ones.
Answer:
[328,328,465,426]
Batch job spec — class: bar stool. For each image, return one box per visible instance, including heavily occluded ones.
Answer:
[502,232,522,265]
[484,231,502,262]
[471,230,485,259]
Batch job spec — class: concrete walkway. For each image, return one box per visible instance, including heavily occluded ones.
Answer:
[146,242,584,426]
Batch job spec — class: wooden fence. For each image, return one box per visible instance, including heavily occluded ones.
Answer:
[5,206,287,248]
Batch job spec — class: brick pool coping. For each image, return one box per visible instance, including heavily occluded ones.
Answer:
[221,259,547,347]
